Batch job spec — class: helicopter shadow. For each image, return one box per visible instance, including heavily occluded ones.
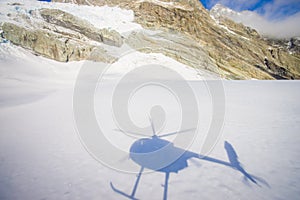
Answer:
[111,139,269,200]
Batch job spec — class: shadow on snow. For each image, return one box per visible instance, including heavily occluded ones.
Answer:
[111,135,269,200]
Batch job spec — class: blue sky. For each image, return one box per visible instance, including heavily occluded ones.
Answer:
[200,0,271,10]
[200,0,300,20]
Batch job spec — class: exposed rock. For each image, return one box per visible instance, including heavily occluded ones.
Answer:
[7,2,23,6]
[126,30,219,74]
[40,8,123,47]
[1,22,116,63]
[265,37,300,56]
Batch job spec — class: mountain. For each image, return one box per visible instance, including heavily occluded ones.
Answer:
[210,4,265,31]
[1,0,300,79]
[210,4,300,58]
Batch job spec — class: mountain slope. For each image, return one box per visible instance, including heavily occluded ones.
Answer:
[52,0,300,79]
[210,4,300,58]
[1,0,300,80]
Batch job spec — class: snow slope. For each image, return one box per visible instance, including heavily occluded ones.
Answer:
[1,39,300,200]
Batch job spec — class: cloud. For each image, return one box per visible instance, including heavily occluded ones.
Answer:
[230,10,300,38]
[258,0,300,19]
[207,0,300,38]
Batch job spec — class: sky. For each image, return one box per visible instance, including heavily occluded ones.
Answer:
[200,0,300,38]
[200,0,300,19]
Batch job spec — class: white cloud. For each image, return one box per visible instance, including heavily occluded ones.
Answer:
[210,0,300,38]
[264,13,300,38]
[230,10,300,38]
[259,0,300,19]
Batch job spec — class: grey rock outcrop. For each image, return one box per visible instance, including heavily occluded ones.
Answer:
[40,9,123,47]
[1,22,116,62]
[126,31,218,73]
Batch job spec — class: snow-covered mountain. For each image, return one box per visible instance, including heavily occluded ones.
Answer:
[210,4,262,22]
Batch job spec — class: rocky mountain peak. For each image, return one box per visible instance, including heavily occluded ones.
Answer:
[210,3,237,19]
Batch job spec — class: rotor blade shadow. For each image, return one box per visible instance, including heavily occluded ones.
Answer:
[113,128,151,137]
[159,128,195,138]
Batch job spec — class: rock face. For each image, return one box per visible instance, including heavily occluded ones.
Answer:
[265,37,300,56]
[40,9,123,47]
[126,30,217,73]
[1,22,116,62]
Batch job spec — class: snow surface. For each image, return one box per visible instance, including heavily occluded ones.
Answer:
[1,39,300,200]
[0,1,300,200]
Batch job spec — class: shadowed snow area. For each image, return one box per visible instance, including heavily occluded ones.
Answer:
[0,38,300,200]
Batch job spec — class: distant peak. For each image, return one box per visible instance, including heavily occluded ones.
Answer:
[211,3,234,12]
